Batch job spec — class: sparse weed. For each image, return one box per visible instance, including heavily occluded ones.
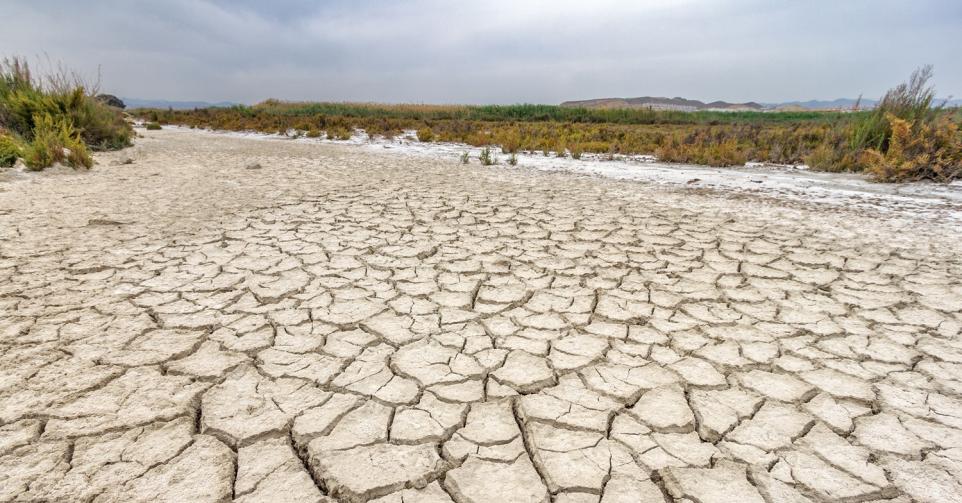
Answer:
[460,151,470,164]
[508,153,518,166]
[145,122,161,130]
[479,147,495,166]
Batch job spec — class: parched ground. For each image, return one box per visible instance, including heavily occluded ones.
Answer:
[2,129,962,503]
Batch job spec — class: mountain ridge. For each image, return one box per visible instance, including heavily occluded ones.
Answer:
[562,96,962,111]
[560,96,763,111]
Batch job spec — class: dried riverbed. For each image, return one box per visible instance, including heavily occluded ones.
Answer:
[1,128,961,502]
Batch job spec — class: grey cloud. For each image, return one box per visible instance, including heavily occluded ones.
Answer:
[2,0,959,104]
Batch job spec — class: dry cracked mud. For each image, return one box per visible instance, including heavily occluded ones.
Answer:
[1,128,962,503]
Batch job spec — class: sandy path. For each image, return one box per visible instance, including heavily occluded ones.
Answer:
[1,128,961,502]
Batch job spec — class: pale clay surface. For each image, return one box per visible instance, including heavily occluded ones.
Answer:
[1,128,962,503]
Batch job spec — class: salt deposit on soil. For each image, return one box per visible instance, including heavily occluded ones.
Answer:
[169,125,962,225]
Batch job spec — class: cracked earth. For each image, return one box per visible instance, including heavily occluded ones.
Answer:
[2,128,962,503]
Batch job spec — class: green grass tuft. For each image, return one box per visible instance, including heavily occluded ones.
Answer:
[0,132,24,167]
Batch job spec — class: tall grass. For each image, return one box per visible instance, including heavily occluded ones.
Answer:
[0,57,132,169]
[851,65,936,152]
[224,99,852,126]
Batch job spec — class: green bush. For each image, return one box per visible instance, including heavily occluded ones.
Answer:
[0,57,131,167]
[803,143,841,171]
[73,94,132,149]
[862,113,962,182]
[1,59,131,149]
[24,113,92,170]
[333,128,352,140]
[0,132,23,166]
[416,127,434,142]
[145,122,162,130]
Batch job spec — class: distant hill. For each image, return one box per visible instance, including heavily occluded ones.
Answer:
[560,96,763,111]
[770,97,962,110]
[123,98,241,110]
[765,98,873,111]
[563,96,961,112]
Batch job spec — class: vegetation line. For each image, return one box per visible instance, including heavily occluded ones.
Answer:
[127,66,954,183]
[0,57,132,171]
[2,56,958,183]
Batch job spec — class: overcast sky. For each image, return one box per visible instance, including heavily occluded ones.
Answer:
[3,0,960,104]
